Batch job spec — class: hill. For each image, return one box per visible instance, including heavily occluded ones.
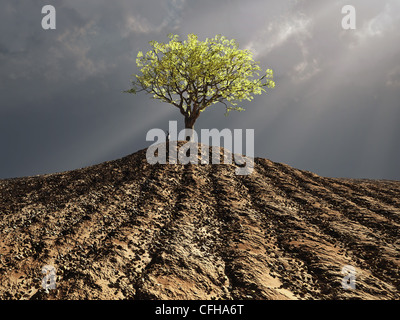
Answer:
[0,143,399,300]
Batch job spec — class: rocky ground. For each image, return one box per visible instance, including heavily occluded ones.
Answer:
[0,143,399,300]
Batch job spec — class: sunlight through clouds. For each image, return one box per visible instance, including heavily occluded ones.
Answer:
[123,0,186,36]
[357,3,396,39]
[1,0,399,179]
[244,12,312,58]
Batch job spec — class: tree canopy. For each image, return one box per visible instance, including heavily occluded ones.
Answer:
[125,33,275,129]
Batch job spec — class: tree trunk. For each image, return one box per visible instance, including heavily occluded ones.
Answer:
[184,116,196,141]
[184,116,196,129]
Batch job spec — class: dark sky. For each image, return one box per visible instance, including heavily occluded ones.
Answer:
[1,0,399,180]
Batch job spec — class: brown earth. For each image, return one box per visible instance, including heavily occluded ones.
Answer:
[0,143,399,300]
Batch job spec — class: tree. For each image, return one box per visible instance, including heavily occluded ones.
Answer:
[125,33,275,130]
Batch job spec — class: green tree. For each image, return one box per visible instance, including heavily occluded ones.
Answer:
[125,34,275,130]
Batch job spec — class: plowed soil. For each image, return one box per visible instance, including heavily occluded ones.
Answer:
[0,143,399,300]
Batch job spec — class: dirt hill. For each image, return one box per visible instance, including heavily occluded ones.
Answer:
[0,143,399,300]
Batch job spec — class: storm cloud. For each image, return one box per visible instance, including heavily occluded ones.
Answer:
[0,0,399,179]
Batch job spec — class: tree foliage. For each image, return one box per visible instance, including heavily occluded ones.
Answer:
[125,34,275,129]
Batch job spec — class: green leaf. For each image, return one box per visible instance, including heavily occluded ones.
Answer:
[126,33,275,119]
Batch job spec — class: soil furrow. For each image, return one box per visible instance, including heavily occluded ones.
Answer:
[0,144,399,300]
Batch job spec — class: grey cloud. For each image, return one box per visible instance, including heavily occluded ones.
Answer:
[0,0,399,180]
